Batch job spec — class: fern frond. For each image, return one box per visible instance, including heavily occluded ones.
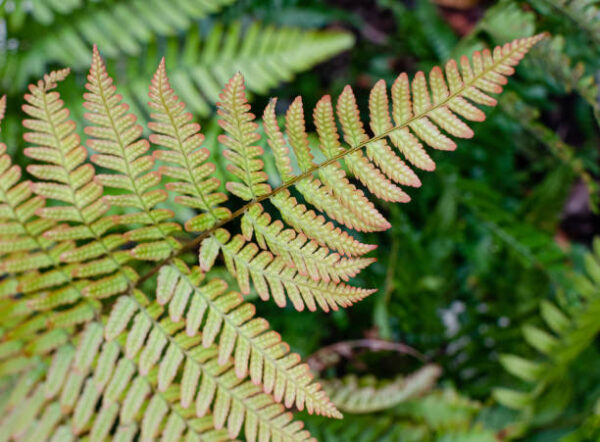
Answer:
[495,238,600,414]
[156,261,341,418]
[322,365,441,414]
[193,34,545,311]
[149,58,231,232]
[0,35,545,440]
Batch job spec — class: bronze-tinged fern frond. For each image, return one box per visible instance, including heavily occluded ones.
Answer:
[192,34,546,311]
[0,34,544,441]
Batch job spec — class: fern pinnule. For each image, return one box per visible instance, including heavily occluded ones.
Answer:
[334,88,410,203]
[270,190,377,257]
[0,95,5,126]
[311,95,392,229]
[367,79,424,186]
[216,229,376,311]
[149,58,231,233]
[21,68,135,300]
[102,300,316,440]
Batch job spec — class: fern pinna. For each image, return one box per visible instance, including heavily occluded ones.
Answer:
[0,35,544,440]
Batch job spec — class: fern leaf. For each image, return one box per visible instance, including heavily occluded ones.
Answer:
[495,239,600,414]
[241,204,374,283]
[7,0,237,90]
[216,229,376,311]
[218,73,272,201]
[156,261,341,418]
[149,58,231,232]
[125,22,355,119]
[102,299,316,440]
[322,364,441,414]
[21,69,134,299]
[85,46,180,261]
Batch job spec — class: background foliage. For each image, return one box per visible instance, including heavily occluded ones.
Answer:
[1,0,599,440]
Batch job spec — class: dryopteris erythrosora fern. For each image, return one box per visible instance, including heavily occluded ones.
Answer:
[0,34,544,441]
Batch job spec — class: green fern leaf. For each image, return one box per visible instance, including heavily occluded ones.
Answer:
[155,261,341,418]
